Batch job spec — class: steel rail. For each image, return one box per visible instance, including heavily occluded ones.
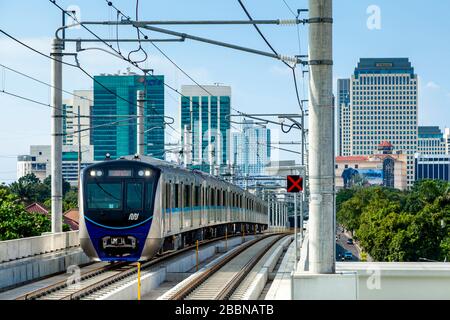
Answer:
[169,233,285,300]
[16,233,253,300]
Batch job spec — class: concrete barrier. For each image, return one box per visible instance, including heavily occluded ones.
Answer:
[0,248,90,291]
[100,268,167,300]
[0,231,79,263]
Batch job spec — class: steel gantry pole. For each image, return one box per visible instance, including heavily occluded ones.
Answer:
[50,38,63,233]
[294,193,298,261]
[267,191,270,231]
[308,0,335,273]
[137,90,145,156]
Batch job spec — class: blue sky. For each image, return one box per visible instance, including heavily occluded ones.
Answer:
[1,0,450,183]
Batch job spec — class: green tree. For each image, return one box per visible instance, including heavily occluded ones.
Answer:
[9,173,41,204]
[338,180,450,262]
[43,175,71,197]
[0,188,50,240]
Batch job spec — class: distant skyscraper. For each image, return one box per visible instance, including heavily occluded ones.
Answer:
[232,119,271,177]
[349,58,418,186]
[418,126,446,155]
[63,90,93,147]
[92,73,165,161]
[180,85,231,173]
[337,79,351,156]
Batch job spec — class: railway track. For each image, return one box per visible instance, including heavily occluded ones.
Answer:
[165,233,286,300]
[15,234,251,300]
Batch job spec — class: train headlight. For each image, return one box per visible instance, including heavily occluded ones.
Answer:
[90,170,96,177]
[138,170,144,177]
[96,170,103,177]
[145,170,151,177]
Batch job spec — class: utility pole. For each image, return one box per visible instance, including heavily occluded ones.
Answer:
[294,193,297,261]
[308,0,335,273]
[50,38,63,233]
[137,90,145,156]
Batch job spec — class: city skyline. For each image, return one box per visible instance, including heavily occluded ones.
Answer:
[1,0,450,183]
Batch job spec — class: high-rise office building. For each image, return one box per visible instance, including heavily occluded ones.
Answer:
[92,72,165,161]
[63,90,93,147]
[180,85,231,173]
[417,126,446,155]
[337,79,351,156]
[349,58,418,186]
[231,119,271,177]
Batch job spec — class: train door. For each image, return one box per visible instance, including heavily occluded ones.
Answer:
[200,184,204,226]
[184,183,191,228]
[175,183,181,231]
[165,182,171,234]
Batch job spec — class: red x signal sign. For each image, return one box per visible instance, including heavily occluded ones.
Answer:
[287,175,303,193]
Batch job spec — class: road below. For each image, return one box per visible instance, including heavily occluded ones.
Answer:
[336,227,359,262]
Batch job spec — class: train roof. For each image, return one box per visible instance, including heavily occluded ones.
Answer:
[120,155,259,201]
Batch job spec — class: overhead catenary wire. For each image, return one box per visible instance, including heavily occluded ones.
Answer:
[102,0,241,132]
[49,0,179,133]
[0,63,94,104]
[0,89,76,115]
[236,0,306,113]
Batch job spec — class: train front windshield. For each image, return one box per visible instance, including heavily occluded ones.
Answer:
[83,164,159,228]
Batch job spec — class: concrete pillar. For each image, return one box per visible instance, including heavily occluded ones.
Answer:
[308,0,335,273]
[137,90,145,156]
[275,201,279,230]
[51,38,63,233]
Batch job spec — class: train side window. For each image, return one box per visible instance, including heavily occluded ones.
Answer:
[165,183,171,209]
[174,184,179,208]
[223,190,226,207]
[184,184,191,207]
[194,185,200,207]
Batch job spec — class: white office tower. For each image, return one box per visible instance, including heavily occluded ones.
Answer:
[350,58,418,187]
[62,90,93,146]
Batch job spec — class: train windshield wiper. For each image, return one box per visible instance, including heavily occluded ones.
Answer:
[94,179,121,201]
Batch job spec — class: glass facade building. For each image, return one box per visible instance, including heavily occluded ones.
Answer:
[92,74,165,161]
[232,119,271,177]
[180,85,231,173]
[349,58,418,187]
[417,126,447,155]
[415,154,450,182]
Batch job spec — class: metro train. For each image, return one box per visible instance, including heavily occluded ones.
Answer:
[79,155,268,262]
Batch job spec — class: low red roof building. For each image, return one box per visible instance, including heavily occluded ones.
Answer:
[25,202,49,215]
[63,208,79,231]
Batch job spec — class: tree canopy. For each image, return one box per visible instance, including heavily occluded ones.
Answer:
[337,180,450,262]
[0,187,50,240]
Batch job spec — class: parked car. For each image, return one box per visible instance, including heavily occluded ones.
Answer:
[344,251,353,260]
[347,238,354,245]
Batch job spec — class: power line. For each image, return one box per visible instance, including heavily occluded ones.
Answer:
[281,0,297,17]
[0,63,94,104]
[49,1,178,132]
[102,0,240,132]
[0,89,75,115]
[236,0,306,113]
